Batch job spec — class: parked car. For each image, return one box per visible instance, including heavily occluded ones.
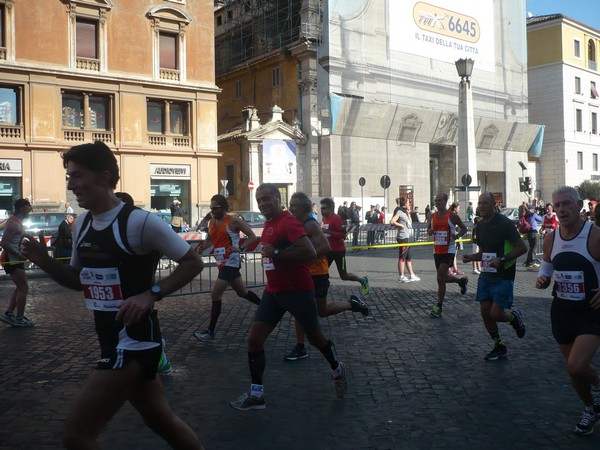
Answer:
[0,212,69,240]
[231,211,266,228]
[499,207,519,223]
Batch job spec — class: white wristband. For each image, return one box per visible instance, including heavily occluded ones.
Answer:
[538,260,554,278]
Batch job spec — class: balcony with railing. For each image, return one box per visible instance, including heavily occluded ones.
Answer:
[159,68,180,81]
[63,129,113,144]
[76,57,100,71]
[148,134,191,148]
[0,124,22,139]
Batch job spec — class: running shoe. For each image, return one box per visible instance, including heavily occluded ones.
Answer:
[409,274,421,282]
[0,312,15,325]
[398,275,410,283]
[522,262,533,268]
[360,276,369,295]
[332,362,349,399]
[574,409,597,435]
[448,269,455,276]
[458,277,468,295]
[532,262,541,268]
[12,316,35,327]
[350,294,370,317]
[429,304,442,318]
[193,330,215,341]
[510,309,526,338]
[473,269,481,274]
[284,345,308,361]
[592,385,600,414]
[455,270,465,275]
[230,392,266,411]
[484,344,508,361]
[157,352,173,374]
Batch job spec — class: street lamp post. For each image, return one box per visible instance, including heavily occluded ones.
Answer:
[455,58,478,220]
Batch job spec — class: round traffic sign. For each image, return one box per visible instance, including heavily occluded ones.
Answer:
[380,175,391,189]
[248,181,255,191]
[358,177,366,187]
[461,174,472,187]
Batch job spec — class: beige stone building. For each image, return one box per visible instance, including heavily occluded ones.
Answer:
[0,0,219,225]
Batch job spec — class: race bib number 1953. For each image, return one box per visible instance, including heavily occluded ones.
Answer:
[80,267,124,311]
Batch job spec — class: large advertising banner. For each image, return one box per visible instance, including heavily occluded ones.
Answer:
[390,0,495,72]
[262,140,297,184]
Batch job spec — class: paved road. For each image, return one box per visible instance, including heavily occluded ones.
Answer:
[0,246,598,449]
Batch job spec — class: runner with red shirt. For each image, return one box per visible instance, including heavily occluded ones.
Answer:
[230,184,348,411]
[320,197,369,295]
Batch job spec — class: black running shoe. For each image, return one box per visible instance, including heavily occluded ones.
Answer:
[510,309,526,338]
[458,277,468,295]
[574,409,597,435]
[484,344,507,361]
[350,294,370,317]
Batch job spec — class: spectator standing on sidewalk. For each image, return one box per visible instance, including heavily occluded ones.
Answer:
[230,184,348,411]
[0,198,35,327]
[193,194,261,342]
[349,201,361,246]
[448,202,464,276]
[427,193,468,318]
[321,197,370,295]
[390,197,419,283]
[522,207,542,268]
[463,192,527,361]
[55,213,75,263]
[21,141,205,449]
[284,192,369,361]
[170,198,184,232]
[536,185,600,436]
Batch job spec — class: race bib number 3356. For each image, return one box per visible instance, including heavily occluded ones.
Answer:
[80,267,124,311]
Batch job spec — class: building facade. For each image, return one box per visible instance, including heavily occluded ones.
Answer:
[0,0,219,226]
[528,14,600,200]
[215,0,540,212]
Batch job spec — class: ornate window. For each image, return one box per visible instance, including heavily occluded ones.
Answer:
[146,98,191,147]
[146,6,192,82]
[67,1,113,72]
[0,84,22,139]
[61,90,114,143]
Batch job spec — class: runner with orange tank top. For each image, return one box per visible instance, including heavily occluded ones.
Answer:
[193,194,262,342]
[427,193,469,318]
[284,192,370,361]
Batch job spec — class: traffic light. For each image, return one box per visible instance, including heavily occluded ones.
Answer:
[524,176,532,194]
[519,177,532,194]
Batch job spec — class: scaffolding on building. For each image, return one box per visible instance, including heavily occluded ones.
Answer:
[215,0,322,76]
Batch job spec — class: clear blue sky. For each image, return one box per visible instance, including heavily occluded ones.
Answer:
[527,0,600,30]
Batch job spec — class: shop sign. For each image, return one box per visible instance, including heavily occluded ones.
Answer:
[0,159,22,177]
[150,164,191,180]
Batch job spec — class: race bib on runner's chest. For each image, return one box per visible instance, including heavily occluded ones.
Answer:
[554,270,585,301]
[80,267,124,311]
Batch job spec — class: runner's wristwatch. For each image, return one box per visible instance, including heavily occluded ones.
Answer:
[500,256,507,264]
[150,284,163,302]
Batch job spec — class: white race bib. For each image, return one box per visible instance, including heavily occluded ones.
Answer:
[434,231,448,245]
[481,252,497,273]
[554,270,585,301]
[80,267,123,311]
[262,257,275,271]
[213,247,226,263]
